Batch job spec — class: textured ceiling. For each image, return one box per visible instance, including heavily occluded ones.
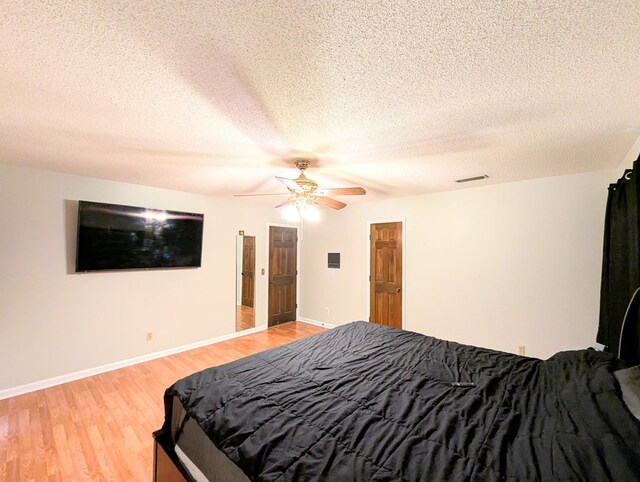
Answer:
[1,1,640,203]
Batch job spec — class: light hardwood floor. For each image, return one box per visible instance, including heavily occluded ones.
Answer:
[0,321,324,481]
[235,305,255,332]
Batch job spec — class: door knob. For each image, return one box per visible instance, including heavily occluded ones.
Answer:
[396,287,401,293]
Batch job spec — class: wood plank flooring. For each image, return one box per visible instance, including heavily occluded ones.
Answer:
[235,305,255,332]
[0,321,324,481]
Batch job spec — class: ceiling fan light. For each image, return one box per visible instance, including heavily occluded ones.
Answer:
[302,204,321,222]
[282,203,300,222]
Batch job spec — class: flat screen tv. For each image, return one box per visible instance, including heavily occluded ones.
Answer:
[76,200,204,272]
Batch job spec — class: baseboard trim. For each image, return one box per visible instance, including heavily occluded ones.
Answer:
[0,325,267,401]
[298,317,337,329]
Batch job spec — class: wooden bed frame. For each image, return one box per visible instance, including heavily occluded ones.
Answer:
[153,430,190,482]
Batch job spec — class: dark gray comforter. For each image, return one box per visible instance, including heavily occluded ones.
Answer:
[163,321,640,481]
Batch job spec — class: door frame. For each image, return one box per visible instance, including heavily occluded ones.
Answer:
[265,222,300,325]
[366,218,406,330]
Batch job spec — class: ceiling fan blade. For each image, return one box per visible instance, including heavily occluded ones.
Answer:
[319,187,366,196]
[276,176,302,192]
[317,196,347,210]
[275,199,290,208]
[233,193,286,197]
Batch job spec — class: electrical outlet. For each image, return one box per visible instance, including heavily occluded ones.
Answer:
[517,345,525,356]
[261,268,265,275]
[146,331,153,341]
[324,307,330,314]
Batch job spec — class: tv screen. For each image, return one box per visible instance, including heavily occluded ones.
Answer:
[76,201,204,272]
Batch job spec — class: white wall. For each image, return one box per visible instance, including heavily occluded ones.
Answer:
[299,169,616,359]
[0,162,622,389]
[617,134,640,172]
[0,164,281,390]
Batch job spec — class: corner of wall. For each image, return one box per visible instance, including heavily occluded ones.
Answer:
[618,134,640,171]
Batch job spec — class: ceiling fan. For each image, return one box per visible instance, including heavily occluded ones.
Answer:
[234,159,366,220]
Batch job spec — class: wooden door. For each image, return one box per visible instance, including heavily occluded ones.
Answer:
[268,226,297,326]
[241,236,255,307]
[370,222,403,329]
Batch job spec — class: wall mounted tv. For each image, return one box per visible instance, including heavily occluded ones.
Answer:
[76,201,204,272]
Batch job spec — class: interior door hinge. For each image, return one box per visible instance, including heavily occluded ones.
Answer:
[369,275,371,281]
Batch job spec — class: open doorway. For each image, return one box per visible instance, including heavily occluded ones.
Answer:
[235,234,255,332]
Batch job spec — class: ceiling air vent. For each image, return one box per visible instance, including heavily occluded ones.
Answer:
[455,175,489,183]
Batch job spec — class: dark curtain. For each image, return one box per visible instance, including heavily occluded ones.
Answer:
[597,157,640,354]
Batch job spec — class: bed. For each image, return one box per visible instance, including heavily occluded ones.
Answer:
[153,320,640,481]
